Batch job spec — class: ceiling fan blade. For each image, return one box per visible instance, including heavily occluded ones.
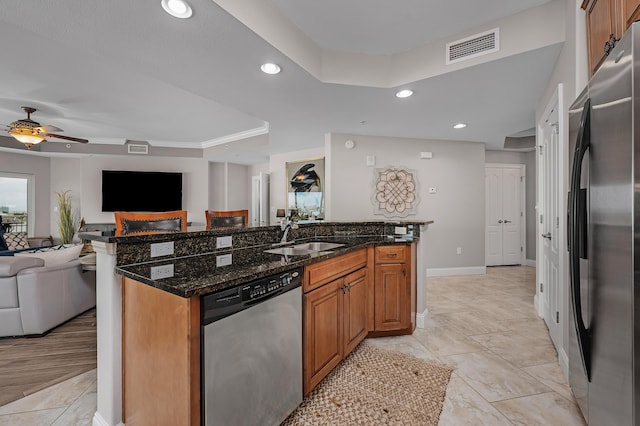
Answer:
[46,133,89,143]
[38,125,64,133]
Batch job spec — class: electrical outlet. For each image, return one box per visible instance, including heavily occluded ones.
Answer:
[150,241,174,258]
[456,247,462,255]
[394,226,407,235]
[216,253,233,267]
[150,264,174,280]
[216,236,233,249]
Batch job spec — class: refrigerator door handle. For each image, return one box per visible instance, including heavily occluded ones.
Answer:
[568,97,592,381]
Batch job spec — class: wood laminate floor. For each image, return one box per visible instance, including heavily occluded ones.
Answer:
[0,308,97,407]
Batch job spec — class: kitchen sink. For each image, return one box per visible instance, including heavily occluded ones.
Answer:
[293,242,345,251]
[264,247,317,256]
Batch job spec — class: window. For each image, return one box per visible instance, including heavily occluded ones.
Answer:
[0,173,34,235]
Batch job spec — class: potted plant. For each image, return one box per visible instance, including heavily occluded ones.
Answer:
[55,190,79,245]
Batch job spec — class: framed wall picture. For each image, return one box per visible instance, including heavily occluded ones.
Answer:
[286,157,325,220]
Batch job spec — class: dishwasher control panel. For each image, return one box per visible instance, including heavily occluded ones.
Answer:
[202,267,302,324]
[243,271,297,300]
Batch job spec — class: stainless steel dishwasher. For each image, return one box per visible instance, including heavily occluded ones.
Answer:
[201,267,302,426]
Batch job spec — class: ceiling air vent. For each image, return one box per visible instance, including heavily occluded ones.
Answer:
[446,28,499,65]
[127,143,149,155]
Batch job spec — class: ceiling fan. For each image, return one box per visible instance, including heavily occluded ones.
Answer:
[4,106,89,149]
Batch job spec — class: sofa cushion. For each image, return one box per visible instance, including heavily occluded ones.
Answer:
[0,256,45,277]
[4,232,29,250]
[15,244,83,267]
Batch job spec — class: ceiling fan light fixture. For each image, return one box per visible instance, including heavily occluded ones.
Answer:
[161,0,192,18]
[261,63,281,75]
[9,129,45,145]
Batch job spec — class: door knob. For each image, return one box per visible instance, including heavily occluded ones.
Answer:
[498,220,503,223]
[504,220,512,224]
[541,232,552,240]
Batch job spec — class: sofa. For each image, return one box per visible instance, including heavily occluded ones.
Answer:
[0,253,96,337]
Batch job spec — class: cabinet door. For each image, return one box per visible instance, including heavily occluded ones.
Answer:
[585,0,620,75]
[623,0,640,29]
[374,263,409,331]
[343,268,368,355]
[303,279,343,395]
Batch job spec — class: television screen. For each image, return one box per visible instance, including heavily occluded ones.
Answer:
[102,170,183,212]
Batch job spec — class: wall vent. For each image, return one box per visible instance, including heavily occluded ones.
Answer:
[446,28,499,65]
[127,143,149,155]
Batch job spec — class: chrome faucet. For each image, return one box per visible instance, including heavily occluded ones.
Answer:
[279,216,298,244]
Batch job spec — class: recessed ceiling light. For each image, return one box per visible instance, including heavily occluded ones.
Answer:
[395,89,413,98]
[453,123,467,129]
[261,63,281,75]
[161,0,192,19]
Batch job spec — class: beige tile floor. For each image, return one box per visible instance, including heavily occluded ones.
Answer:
[0,265,587,425]
[368,265,587,425]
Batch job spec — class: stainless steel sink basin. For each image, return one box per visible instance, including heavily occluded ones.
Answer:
[293,242,345,251]
[264,247,316,256]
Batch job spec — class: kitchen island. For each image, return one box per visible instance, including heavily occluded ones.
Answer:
[81,220,432,426]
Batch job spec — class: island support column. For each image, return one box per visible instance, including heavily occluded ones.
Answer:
[91,241,124,426]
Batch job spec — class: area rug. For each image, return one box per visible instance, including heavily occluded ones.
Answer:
[282,342,452,425]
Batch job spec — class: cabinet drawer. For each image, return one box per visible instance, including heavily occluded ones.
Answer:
[375,245,408,263]
[304,249,367,293]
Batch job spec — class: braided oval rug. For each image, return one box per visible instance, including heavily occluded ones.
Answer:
[282,342,452,425]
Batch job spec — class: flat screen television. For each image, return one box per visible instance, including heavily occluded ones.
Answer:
[101,170,183,212]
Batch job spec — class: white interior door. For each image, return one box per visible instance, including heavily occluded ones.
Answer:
[485,165,524,266]
[541,122,561,349]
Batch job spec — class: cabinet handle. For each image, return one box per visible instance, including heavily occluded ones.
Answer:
[387,253,397,257]
[342,284,351,293]
[403,268,407,276]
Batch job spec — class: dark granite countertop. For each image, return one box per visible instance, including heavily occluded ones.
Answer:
[115,235,413,298]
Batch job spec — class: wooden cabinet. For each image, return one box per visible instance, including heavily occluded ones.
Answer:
[622,0,640,30]
[122,277,200,426]
[303,249,368,395]
[582,0,640,75]
[373,245,414,333]
[374,262,409,331]
[343,268,369,354]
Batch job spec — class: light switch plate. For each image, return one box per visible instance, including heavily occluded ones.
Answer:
[216,236,233,249]
[150,241,174,258]
[366,155,376,167]
[216,253,233,267]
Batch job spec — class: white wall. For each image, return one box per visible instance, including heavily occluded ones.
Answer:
[209,163,226,212]
[0,150,51,237]
[326,133,486,270]
[51,156,210,226]
[227,163,250,210]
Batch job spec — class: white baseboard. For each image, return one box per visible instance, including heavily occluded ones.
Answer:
[426,266,486,277]
[559,348,569,379]
[416,308,428,329]
[93,412,124,426]
[524,259,536,267]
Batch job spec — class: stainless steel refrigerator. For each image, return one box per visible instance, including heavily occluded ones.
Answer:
[567,21,640,425]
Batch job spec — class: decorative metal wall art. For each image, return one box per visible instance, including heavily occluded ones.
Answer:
[371,166,419,217]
